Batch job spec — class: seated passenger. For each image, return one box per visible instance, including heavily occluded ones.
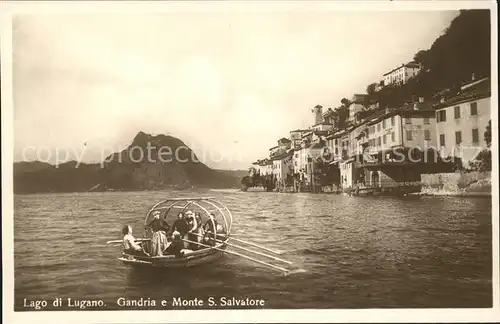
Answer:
[122,225,144,255]
[173,212,190,248]
[165,231,185,258]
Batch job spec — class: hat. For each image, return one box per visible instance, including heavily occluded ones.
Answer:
[186,210,194,216]
[152,210,161,219]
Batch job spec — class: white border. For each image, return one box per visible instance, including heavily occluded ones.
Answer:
[2,1,498,323]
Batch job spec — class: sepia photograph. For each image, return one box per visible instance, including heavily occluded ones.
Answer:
[1,0,498,323]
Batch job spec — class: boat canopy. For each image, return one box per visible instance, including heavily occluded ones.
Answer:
[144,197,233,237]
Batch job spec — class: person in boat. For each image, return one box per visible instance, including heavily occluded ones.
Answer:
[194,212,204,248]
[202,213,219,246]
[122,225,144,255]
[172,212,190,248]
[147,211,170,256]
[165,231,185,258]
[147,210,171,233]
[185,211,199,249]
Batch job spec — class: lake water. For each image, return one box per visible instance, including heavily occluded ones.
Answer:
[13,190,492,310]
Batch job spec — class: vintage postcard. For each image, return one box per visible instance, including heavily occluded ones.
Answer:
[2,0,499,323]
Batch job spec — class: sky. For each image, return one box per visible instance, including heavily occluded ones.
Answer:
[12,10,459,170]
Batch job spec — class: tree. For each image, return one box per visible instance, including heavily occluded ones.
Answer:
[366,83,377,97]
[372,10,491,109]
[469,149,491,172]
[332,105,349,130]
[340,98,350,107]
[413,50,429,66]
[484,119,491,147]
[417,10,490,89]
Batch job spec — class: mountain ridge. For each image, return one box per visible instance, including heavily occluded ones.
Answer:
[14,132,247,194]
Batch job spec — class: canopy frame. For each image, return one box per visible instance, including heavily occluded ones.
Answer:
[143,197,233,237]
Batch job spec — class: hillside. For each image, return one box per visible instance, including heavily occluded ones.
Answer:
[14,132,243,194]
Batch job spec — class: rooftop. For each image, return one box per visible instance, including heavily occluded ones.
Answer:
[383,62,421,76]
[434,78,491,109]
[278,137,292,143]
[312,122,333,127]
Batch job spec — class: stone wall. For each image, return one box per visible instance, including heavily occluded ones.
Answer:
[421,171,491,193]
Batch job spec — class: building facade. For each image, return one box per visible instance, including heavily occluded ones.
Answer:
[435,95,491,166]
[383,62,421,86]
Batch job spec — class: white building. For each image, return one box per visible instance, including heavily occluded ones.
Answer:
[434,78,491,166]
[289,129,309,149]
[364,108,437,156]
[328,105,436,191]
[272,151,294,186]
[383,62,421,86]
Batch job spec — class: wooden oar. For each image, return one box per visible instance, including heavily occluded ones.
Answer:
[190,232,292,265]
[206,232,282,255]
[106,238,151,244]
[182,238,290,274]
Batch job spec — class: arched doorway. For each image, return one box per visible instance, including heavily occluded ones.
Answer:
[371,171,380,188]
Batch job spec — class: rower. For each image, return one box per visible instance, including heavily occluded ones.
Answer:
[122,225,144,255]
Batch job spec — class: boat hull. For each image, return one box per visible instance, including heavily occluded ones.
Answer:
[119,242,227,269]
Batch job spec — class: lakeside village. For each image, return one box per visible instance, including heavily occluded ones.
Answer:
[241,63,492,196]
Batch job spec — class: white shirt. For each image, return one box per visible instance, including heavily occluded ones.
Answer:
[123,233,139,250]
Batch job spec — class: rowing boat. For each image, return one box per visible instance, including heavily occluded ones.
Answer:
[107,197,293,273]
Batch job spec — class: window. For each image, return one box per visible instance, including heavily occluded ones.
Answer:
[383,134,387,144]
[472,128,479,144]
[440,134,445,147]
[424,130,431,141]
[382,119,386,129]
[455,131,462,145]
[391,132,395,142]
[405,117,412,124]
[454,106,461,119]
[406,130,413,140]
[391,116,395,126]
[437,110,446,122]
[470,102,478,116]
[377,123,381,132]
[377,137,381,146]
[423,117,430,125]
